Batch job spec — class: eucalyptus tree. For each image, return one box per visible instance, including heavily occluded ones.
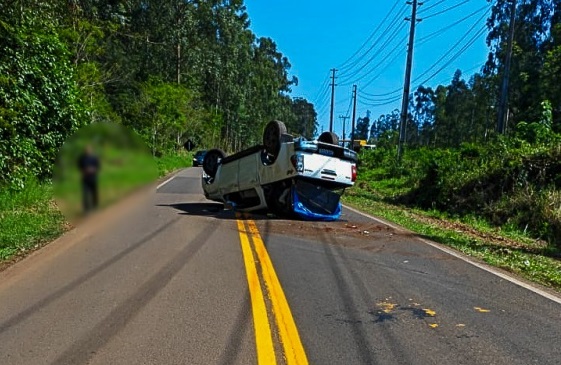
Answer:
[486,0,560,128]
[289,97,317,139]
[412,86,436,146]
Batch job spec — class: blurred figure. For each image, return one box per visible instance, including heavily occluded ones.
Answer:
[78,144,100,213]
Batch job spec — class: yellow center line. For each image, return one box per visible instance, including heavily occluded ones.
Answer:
[236,220,277,364]
[247,220,309,365]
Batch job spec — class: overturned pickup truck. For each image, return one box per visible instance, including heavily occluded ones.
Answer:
[201,121,357,221]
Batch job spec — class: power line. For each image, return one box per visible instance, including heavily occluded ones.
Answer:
[344,93,353,117]
[417,0,446,14]
[311,71,331,105]
[412,10,488,85]
[359,91,405,103]
[341,28,407,86]
[339,28,408,86]
[359,39,408,89]
[335,97,351,107]
[421,0,471,20]
[339,0,489,118]
[358,94,402,108]
[416,24,488,86]
[336,0,403,71]
[417,4,490,46]
[360,87,402,98]
[338,5,409,77]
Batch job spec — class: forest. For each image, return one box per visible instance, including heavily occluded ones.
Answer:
[0,0,317,188]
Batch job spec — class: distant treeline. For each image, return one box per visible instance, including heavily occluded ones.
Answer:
[0,0,317,187]
[356,1,561,148]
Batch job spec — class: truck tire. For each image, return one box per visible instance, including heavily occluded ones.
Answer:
[203,149,226,177]
[318,131,339,145]
[263,120,287,163]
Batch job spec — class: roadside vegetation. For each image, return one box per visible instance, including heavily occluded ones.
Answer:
[0,152,190,264]
[343,131,561,290]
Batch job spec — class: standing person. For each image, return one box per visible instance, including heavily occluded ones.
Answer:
[78,144,100,213]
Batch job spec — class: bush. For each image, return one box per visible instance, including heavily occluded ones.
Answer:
[357,137,561,250]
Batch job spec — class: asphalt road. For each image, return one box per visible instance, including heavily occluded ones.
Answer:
[0,167,560,365]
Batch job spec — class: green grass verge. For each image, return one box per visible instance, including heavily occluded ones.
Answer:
[157,151,193,176]
[342,189,561,291]
[0,152,193,263]
[0,180,65,260]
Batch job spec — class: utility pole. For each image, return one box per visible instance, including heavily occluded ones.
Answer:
[351,85,357,149]
[398,0,421,162]
[339,115,349,145]
[497,0,517,134]
[329,68,337,132]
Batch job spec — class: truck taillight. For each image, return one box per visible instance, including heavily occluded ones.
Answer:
[291,154,304,172]
[351,165,357,182]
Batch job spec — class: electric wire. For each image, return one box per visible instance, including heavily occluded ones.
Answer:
[330,0,488,116]
[360,87,402,98]
[313,85,330,109]
[338,3,407,73]
[421,0,471,20]
[416,24,488,86]
[344,91,353,118]
[417,0,446,15]
[359,91,405,103]
[358,94,402,108]
[339,22,408,85]
[417,4,490,46]
[338,4,409,76]
[412,9,488,85]
[359,44,407,90]
[336,0,402,70]
[341,30,407,87]
[311,71,331,105]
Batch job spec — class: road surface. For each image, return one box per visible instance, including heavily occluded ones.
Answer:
[0,167,560,364]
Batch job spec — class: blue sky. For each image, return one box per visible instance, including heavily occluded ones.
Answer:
[244,0,493,137]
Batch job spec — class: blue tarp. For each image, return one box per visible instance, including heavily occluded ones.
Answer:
[291,181,342,221]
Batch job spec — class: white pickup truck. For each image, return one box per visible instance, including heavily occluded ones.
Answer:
[201,121,357,220]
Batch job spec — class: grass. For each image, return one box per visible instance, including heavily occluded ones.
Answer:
[157,151,193,176]
[0,151,192,263]
[0,180,65,260]
[342,188,561,291]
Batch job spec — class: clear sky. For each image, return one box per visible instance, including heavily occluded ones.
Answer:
[244,0,493,137]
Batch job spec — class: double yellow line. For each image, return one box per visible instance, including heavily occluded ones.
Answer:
[236,219,309,365]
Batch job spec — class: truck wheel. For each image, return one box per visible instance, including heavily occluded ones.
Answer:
[203,149,226,177]
[263,120,287,162]
[318,131,339,145]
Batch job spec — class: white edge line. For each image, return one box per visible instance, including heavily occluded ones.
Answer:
[156,174,177,190]
[343,204,561,305]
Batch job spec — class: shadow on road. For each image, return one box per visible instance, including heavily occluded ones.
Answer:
[157,202,273,221]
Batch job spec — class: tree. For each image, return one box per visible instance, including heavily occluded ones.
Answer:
[0,2,85,186]
[412,86,435,146]
[289,97,317,139]
[371,109,400,146]
[354,112,370,141]
[486,0,559,128]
